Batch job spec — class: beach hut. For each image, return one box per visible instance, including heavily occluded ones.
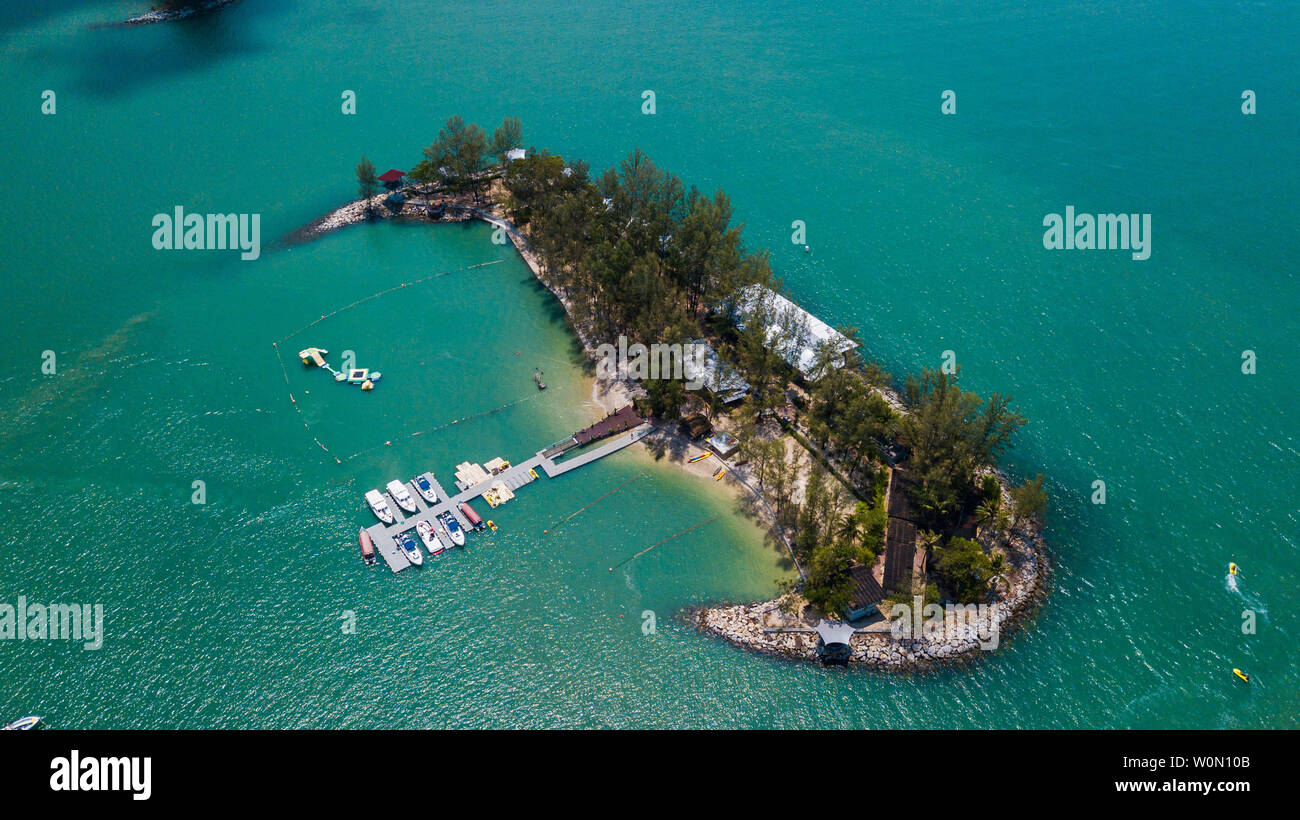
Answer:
[845,564,886,622]
[680,414,712,440]
[706,431,739,457]
[378,169,406,190]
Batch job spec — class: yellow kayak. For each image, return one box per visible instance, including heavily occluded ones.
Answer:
[1233,668,1250,683]
[1228,562,1238,576]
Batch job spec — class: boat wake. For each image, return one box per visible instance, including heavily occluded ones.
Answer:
[1225,575,1268,622]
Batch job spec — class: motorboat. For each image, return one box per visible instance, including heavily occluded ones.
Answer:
[1,716,42,731]
[386,480,418,513]
[413,475,438,505]
[416,520,443,556]
[364,489,395,524]
[396,531,423,566]
[439,512,466,547]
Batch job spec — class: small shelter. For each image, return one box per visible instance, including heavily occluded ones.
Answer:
[680,414,712,439]
[814,620,856,664]
[378,169,406,190]
[845,564,886,621]
[706,431,739,457]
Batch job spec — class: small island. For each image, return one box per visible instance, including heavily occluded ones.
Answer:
[294,115,1051,670]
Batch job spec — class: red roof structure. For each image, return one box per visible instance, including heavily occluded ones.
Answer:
[378,169,406,183]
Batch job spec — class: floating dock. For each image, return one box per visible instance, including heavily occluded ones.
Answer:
[363,421,651,572]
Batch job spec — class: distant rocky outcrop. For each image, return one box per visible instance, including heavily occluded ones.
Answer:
[123,1,238,26]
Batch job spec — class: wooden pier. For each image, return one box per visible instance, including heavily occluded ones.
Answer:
[365,424,651,572]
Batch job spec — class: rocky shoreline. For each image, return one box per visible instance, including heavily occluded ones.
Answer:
[694,476,1051,671]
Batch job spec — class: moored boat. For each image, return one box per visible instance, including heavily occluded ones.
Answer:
[458,502,485,531]
[386,480,418,513]
[416,519,443,555]
[396,531,423,566]
[413,475,438,505]
[358,528,376,565]
[439,512,466,547]
[365,489,395,524]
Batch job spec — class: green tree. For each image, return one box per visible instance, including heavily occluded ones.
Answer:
[488,116,524,167]
[932,536,996,602]
[411,115,488,200]
[803,540,856,616]
[643,377,685,420]
[356,156,379,218]
[1010,473,1048,528]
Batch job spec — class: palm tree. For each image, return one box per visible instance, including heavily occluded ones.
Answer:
[837,509,862,546]
[988,552,1008,594]
[917,529,942,555]
[974,498,999,537]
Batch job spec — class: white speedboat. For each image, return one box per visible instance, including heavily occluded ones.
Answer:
[2,716,42,731]
[416,519,443,555]
[365,489,395,524]
[413,474,438,505]
[386,480,418,513]
[396,531,423,566]
[439,512,466,547]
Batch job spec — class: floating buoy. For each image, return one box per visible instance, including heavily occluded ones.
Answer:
[1233,668,1250,683]
[804,245,810,253]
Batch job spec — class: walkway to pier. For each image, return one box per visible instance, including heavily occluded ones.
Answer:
[365,423,651,572]
[543,405,644,457]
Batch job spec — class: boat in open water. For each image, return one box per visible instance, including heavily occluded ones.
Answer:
[396,531,423,566]
[2,716,42,731]
[416,519,443,555]
[439,512,466,547]
[365,489,395,524]
[413,475,438,505]
[386,480,418,513]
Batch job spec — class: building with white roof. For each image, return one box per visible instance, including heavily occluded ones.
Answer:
[682,340,750,403]
[732,284,858,380]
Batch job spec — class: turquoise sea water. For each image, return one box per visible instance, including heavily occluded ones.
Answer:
[1,0,1295,728]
